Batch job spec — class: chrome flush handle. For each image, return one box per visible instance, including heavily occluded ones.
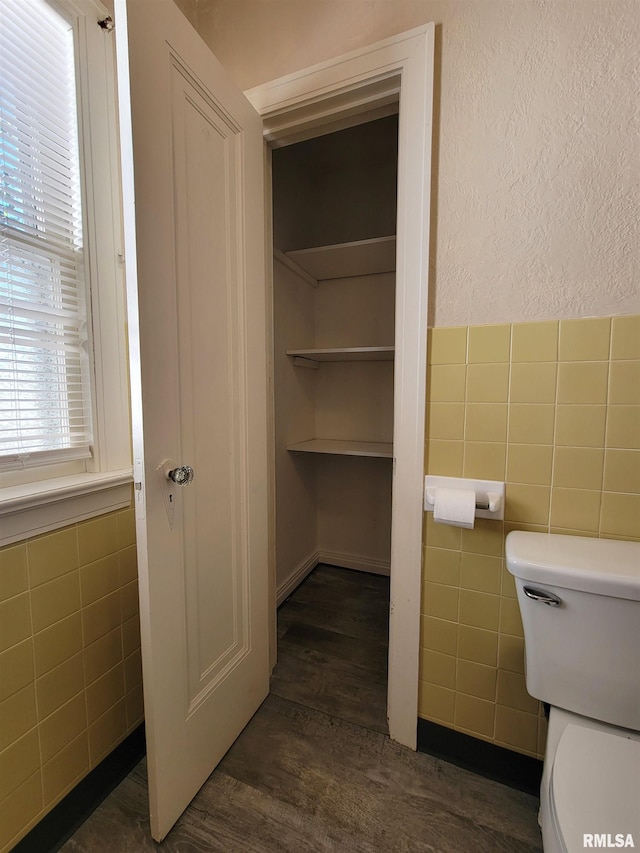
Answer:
[523,586,562,607]
[167,465,194,486]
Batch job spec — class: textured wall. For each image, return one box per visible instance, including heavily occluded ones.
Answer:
[197,0,639,327]
[432,0,638,327]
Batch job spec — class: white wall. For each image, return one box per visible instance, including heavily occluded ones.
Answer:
[172,0,198,27]
[273,258,318,591]
[197,0,639,327]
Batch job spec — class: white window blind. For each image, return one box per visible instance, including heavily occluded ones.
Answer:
[0,0,93,469]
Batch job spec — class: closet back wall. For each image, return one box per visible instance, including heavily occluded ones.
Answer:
[272,115,398,251]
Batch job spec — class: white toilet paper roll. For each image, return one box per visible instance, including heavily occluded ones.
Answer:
[433,488,476,529]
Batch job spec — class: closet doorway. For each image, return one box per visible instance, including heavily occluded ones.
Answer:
[271,115,398,726]
[246,25,434,748]
[273,116,398,589]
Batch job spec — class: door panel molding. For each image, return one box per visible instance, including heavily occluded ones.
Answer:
[171,59,249,708]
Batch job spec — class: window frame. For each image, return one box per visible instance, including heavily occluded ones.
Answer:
[0,0,132,547]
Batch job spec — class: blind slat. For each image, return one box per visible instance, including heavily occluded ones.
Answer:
[0,305,84,326]
[1,236,83,274]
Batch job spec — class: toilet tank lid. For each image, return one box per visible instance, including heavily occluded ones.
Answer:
[506,532,640,600]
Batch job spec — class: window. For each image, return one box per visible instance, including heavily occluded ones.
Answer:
[0,0,132,544]
[1,0,92,469]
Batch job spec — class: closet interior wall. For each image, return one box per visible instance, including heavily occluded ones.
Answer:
[272,115,399,602]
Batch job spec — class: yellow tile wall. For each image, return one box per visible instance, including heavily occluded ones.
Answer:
[0,506,142,853]
[420,315,640,759]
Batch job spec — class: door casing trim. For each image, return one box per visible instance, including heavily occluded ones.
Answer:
[245,24,434,750]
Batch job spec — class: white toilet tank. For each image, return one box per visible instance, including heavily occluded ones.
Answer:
[505,532,640,731]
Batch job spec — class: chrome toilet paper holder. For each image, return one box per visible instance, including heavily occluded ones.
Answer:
[424,475,505,520]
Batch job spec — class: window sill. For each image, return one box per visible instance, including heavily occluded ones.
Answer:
[0,469,134,547]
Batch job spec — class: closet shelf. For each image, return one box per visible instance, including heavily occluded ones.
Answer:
[285,235,396,281]
[287,346,394,364]
[287,439,393,459]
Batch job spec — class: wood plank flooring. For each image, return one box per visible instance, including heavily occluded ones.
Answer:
[61,565,543,852]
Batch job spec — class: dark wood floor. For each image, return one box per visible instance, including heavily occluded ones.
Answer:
[273,566,390,734]
[61,565,542,852]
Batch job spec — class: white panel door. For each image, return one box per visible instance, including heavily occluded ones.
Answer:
[115,0,269,841]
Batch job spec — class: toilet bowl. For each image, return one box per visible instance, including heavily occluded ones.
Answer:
[505,533,640,853]
[546,721,640,852]
[541,709,640,852]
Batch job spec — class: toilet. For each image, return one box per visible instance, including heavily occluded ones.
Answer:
[505,532,640,853]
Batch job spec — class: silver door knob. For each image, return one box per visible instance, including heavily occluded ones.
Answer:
[167,465,194,486]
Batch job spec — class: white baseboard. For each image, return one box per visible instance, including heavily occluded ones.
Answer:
[318,550,391,577]
[276,550,391,606]
[276,551,319,606]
